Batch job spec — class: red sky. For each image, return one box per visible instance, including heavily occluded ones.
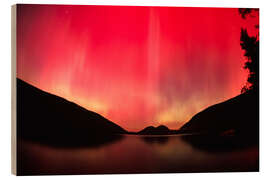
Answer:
[17,5,259,132]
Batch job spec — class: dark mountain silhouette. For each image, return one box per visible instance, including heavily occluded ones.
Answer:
[138,125,177,135]
[179,89,259,140]
[17,78,126,147]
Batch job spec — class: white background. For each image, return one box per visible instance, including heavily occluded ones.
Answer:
[1,0,269,179]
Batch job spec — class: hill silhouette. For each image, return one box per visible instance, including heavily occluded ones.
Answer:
[179,89,259,140]
[17,78,126,147]
[138,125,177,135]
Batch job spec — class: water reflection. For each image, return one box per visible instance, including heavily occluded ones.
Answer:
[180,134,259,153]
[141,135,169,144]
[17,135,259,175]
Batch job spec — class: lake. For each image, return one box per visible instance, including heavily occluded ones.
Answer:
[17,134,259,175]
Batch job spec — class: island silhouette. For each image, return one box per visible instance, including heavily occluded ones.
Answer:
[136,125,178,135]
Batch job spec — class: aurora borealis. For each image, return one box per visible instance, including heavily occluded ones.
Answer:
[17,5,259,131]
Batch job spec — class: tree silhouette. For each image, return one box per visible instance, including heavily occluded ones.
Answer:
[239,8,256,19]
[240,28,259,93]
[239,9,259,93]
